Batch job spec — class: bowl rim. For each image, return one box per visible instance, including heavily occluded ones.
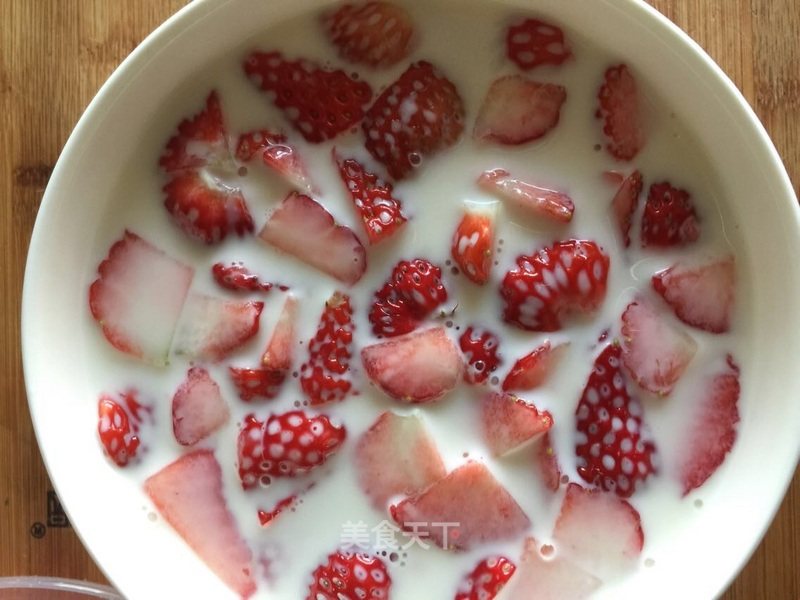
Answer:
[21,0,800,598]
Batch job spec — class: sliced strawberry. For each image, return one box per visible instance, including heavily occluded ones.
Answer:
[259,192,367,285]
[576,344,657,497]
[243,51,372,143]
[363,61,465,179]
[258,494,298,527]
[355,411,446,509]
[211,262,274,293]
[172,367,230,446]
[261,410,347,478]
[307,550,391,600]
[610,170,643,247]
[502,537,602,600]
[620,298,697,396]
[391,461,530,550]
[454,556,516,600]
[229,367,285,402]
[459,326,502,385]
[97,391,146,467]
[334,151,407,244]
[474,76,566,145]
[535,432,562,492]
[640,181,700,247]
[262,294,299,371]
[163,170,254,244]
[597,64,645,161]
[451,200,497,285]
[89,231,194,365]
[368,258,448,337]
[159,91,229,173]
[500,240,610,332]
[144,450,256,598]
[172,293,263,362]
[506,18,572,70]
[502,341,568,392]
[481,392,553,457]
[300,292,355,405]
[553,482,643,578]
[679,356,740,495]
[324,1,414,68]
[478,168,574,223]
[237,414,267,490]
[236,129,315,194]
[652,256,735,333]
[361,327,463,403]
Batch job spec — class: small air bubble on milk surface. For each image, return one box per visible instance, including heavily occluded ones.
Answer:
[87,0,750,597]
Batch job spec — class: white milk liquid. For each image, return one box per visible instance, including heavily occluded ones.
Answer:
[84,0,751,597]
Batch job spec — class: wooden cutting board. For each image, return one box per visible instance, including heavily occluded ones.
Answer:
[1,1,797,597]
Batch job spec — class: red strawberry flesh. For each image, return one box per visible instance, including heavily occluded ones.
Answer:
[597,64,645,161]
[575,344,657,497]
[506,18,572,70]
[481,392,553,457]
[262,410,347,478]
[640,181,700,247]
[97,393,142,467]
[243,51,373,143]
[454,556,516,600]
[361,327,463,403]
[307,551,391,600]
[144,450,256,598]
[502,341,568,392]
[459,326,502,384]
[212,262,274,293]
[610,170,643,247]
[229,367,286,402]
[474,76,566,145]
[451,200,497,285]
[259,192,367,286]
[363,61,465,179]
[159,91,229,173]
[89,231,194,365]
[262,294,299,371]
[172,367,230,446]
[236,129,316,194]
[479,168,574,223]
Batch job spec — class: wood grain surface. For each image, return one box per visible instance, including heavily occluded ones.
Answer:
[0,1,797,598]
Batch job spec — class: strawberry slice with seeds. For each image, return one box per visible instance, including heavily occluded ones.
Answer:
[652,256,735,333]
[334,152,407,244]
[262,410,346,478]
[237,414,267,490]
[679,356,741,495]
[640,181,700,247]
[368,281,419,338]
[391,461,530,550]
[597,64,645,161]
[459,326,502,384]
[553,482,644,578]
[481,392,553,457]
[502,537,601,600]
[145,450,256,598]
[307,550,391,600]
[229,367,285,402]
[259,192,367,285]
[236,129,316,194]
[500,239,610,332]
[159,91,230,173]
[474,76,566,145]
[212,262,274,293]
[324,1,414,68]
[262,294,299,371]
[172,293,263,362]
[243,51,373,143]
[454,556,516,600]
[451,200,497,285]
[575,344,657,497]
[503,341,569,392]
[97,391,146,467]
[362,327,463,403]
[363,61,465,180]
[300,293,355,406]
[172,367,230,446]
[506,18,572,70]
[620,298,697,396]
[391,258,448,317]
[478,168,574,223]
[535,432,562,492]
[610,170,643,247]
[355,411,446,509]
[89,231,194,365]
[258,494,298,527]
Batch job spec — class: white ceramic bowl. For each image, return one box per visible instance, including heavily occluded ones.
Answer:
[22,0,800,598]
